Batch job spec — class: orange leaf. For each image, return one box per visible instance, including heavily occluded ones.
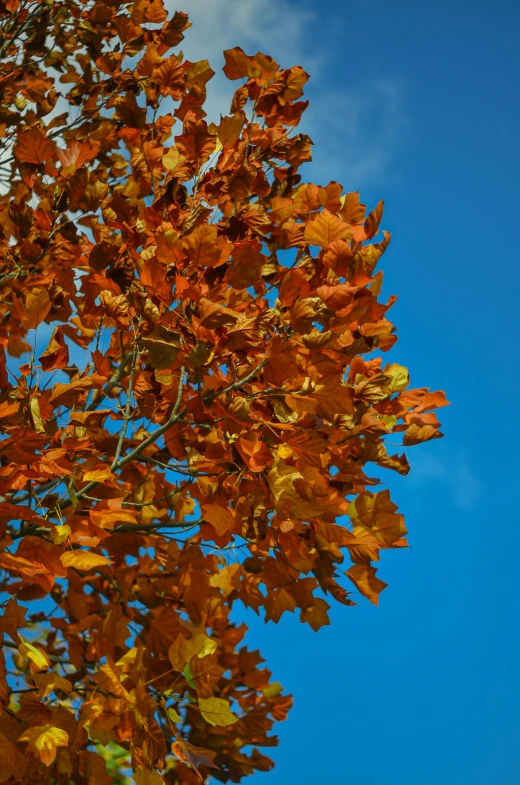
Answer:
[60,551,112,571]
[56,139,100,172]
[15,128,56,165]
[153,55,185,98]
[218,112,245,149]
[364,199,384,240]
[304,209,352,248]
[415,390,450,413]
[235,434,273,472]
[13,289,52,331]
[265,588,297,623]
[175,120,216,166]
[347,564,387,605]
[182,225,221,267]
[222,47,260,80]
[201,505,238,537]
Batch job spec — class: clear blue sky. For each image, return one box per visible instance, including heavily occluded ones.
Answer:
[230,1,520,783]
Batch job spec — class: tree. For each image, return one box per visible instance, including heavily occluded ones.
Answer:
[0,0,448,782]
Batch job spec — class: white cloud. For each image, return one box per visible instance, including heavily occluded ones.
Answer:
[176,0,313,64]
[170,0,406,188]
[168,0,313,122]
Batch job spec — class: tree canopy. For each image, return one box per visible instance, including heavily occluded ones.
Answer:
[0,0,447,783]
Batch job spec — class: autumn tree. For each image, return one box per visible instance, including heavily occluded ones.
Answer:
[0,0,448,783]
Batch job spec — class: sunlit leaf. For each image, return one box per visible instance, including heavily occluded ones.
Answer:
[60,551,112,571]
[19,725,68,766]
[198,697,238,727]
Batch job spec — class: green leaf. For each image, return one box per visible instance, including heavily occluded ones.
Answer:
[183,663,196,690]
[167,707,181,724]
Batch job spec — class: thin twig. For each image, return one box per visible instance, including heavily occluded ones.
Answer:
[85,351,133,412]
[114,519,202,534]
[111,338,139,468]
[58,360,266,510]
[116,365,186,471]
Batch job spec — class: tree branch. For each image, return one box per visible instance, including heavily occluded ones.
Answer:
[114,519,203,534]
[59,359,266,510]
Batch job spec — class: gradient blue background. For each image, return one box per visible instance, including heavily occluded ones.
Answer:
[206,1,520,783]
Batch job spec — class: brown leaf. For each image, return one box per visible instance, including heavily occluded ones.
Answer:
[15,128,56,165]
[38,326,69,371]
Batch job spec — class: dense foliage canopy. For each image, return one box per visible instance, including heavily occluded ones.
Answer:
[0,0,447,782]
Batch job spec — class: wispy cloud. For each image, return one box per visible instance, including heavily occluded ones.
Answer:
[304,78,407,189]
[167,0,313,122]
[174,0,313,63]
[169,0,406,188]
[408,449,483,512]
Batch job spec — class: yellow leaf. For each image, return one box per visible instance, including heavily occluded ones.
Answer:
[116,646,138,670]
[385,363,409,392]
[18,641,50,672]
[267,461,324,519]
[198,697,238,727]
[134,769,165,785]
[52,524,70,545]
[174,495,195,522]
[190,633,218,659]
[168,633,217,671]
[167,707,181,724]
[348,490,407,547]
[209,563,241,596]
[60,551,112,571]
[262,682,283,698]
[29,398,46,434]
[19,724,69,766]
[162,146,180,171]
[33,672,72,697]
[83,466,112,482]
[403,422,442,446]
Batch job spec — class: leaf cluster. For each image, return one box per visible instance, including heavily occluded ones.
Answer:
[0,0,447,783]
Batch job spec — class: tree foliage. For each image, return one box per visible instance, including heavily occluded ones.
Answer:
[0,0,448,782]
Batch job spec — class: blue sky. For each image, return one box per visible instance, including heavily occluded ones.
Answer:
[178,1,520,783]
